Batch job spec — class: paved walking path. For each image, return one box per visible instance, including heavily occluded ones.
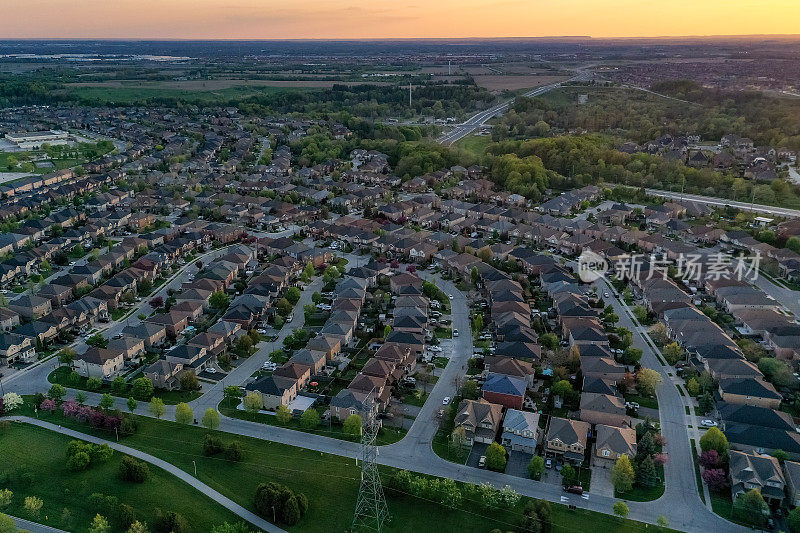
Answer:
[3,417,288,533]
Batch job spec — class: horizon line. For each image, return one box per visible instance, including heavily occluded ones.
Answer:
[2,33,800,42]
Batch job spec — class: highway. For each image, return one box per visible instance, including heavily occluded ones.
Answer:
[641,187,800,218]
[438,71,591,146]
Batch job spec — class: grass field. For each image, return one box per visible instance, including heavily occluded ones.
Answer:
[64,84,316,105]
[0,423,238,533]
[10,399,672,533]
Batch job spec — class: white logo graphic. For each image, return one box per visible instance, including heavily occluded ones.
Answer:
[577,250,608,283]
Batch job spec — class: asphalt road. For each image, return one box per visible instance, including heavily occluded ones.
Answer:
[641,187,800,218]
[438,72,590,146]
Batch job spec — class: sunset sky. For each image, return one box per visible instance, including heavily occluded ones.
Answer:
[4,0,800,39]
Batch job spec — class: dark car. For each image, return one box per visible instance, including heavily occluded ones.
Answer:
[563,486,583,495]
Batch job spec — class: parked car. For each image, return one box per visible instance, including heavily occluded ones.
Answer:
[113,333,124,339]
[206,368,217,374]
[604,292,610,298]
[564,486,583,495]
[453,329,459,337]
[448,294,453,299]
[700,419,718,427]
[478,456,486,468]
[442,397,451,405]
[545,458,552,469]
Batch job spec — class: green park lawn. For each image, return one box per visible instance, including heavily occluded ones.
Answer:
[453,134,491,159]
[0,423,238,533]
[8,398,672,533]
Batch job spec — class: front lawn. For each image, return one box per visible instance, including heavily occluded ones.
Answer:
[0,423,238,532]
[218,397,406,446]
[48,366,200,405]
[624,394,659,410]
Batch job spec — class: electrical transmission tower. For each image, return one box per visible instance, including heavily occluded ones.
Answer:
[351,395,389,533]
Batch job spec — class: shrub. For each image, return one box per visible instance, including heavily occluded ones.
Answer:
[66,451,91,472]
[203,434,224,456]
[225,442,243,463]
[119,456,149,483]
[153,509,189,533]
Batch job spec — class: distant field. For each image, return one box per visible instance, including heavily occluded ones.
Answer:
[68,78,391,91]
[62,84,316,104]
[472,74,570,92]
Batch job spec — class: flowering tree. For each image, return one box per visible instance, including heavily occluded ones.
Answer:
[653,453,669,466]
[702,468,729,491]
[40,399,57,412]
[2,393,23,412]
[699,450,721,469]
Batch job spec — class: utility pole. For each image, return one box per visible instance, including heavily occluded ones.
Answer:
[448,60,451,75]
[351,392,389,533]
[408,82,412,108]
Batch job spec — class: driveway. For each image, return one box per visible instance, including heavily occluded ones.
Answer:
[590,463,614,497]
[466,442,489,468]
[505,450,534,478]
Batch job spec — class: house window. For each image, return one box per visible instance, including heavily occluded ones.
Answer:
[349,408,356,416]
[602,450,610,457]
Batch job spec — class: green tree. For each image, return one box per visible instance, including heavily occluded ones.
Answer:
[471,266,480,285]
[224,385,243,400]
[561,464,577,487]
[0,489,12,509]
[99,394,115,410]
[202,408,221,430]
[275,405,292,425]
[148,397,165,419]
[663,342,684,365]
[300,408,320,429]
[131,377,154,401]
[462,380,480,400]
[733,489,768,527]
[58,347,76,366]
[637,368,663,397]
[613,501,629,519]
[656,515,669,529]
[285,287,301,305]
[89,514,111,533]
[209,291,230,311]
[127,396,138,412]
[636,456,660,488]
[527,456,545,480]
[126,521,150,533]
[48,383,67,401]
[485,442,507,471]
[611,454,635,494]
[551,380,572,398]
[302,262,315,281]
[700,427,729,458]
[86,377,102,391]
[24,496,43,519]
[787,506,800,533]
[539,333,559,350]
[243,392,262,418]
[686,377,700,396]
[787,236,800,254]
[632,306,648,323]
[343,414,363,439]
[175,402,193,424]
[0,513,15,533]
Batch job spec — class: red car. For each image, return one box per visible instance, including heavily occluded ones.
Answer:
[563,485,583,495]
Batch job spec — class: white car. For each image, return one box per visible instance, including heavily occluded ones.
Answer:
[700,419,718,427]
[442,397,451,405]
[452,329,459,337]
[257,329,268,335]
[262,362,277,370]
[604,292,610,298]
[448,294,453,299]
[429,346,443,353]
[206,368,217,374]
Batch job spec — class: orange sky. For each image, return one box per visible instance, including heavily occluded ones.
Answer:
[5,0,800,39]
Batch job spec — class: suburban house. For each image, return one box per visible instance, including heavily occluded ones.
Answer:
[729,450,785,505]
[545,417,590,462]
[501,409,541,454]
[594,425,637,467]
[453,398,504,445]
[74,347,124,379]
[481,373,526,409]
[245,374,298,411]
[718,377,782,409]
[329,389,378,423]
